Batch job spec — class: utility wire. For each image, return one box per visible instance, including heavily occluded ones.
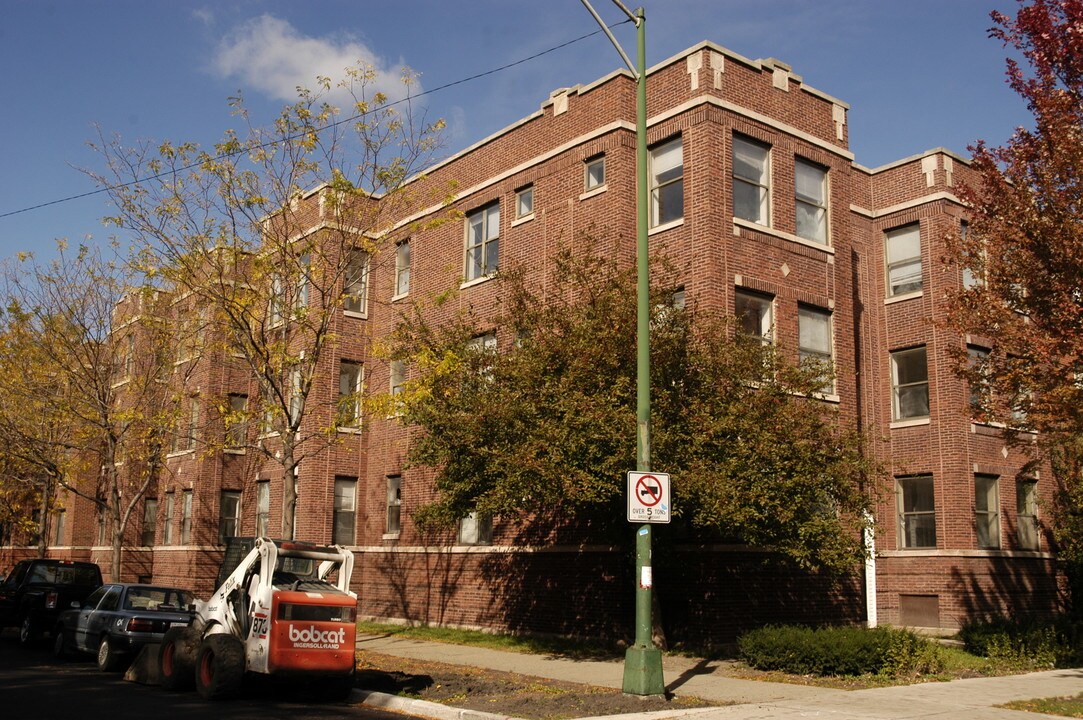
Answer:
[0,20,631,221]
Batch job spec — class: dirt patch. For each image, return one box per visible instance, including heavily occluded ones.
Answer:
[355,650,722,720]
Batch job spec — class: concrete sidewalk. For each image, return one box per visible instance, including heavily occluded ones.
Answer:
[356,633,1083,720]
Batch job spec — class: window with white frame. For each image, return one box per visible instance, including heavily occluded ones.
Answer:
[54,509,66,546]
[458,511,492,546]
[289,370,302,426]
[465,203,500,282]
[795,158,828,243]
[390,360,406,397]
[1017,480,1039,550]
[172,396,199,453]
[255,481,270,538]
[163,493,174,546]
[226,394,247,448]
[885,224,923,297]
[897,475,936,548]
[649,137,683,227]
[386,475,402,535]
[141,499,157,546]
[180,490,193,544]
[891,347,929,420]
[395,240,411,297]
[333,477,357,545]
[735,289,773,344]
[269,274,285,326]
[343,249,369,315]
[338,361,363,428]
[585,155,605,190]
[218,491,241,545]
[515,185,534,220]
[967,346,990,417]
[732,134,770,225]
[975,474,1000,549]
[798,305,834,392]
[960,221,984,289]
[295,254,311,310]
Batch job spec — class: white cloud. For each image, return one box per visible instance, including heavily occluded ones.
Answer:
[192,8,214,26]
[212,15,416,105]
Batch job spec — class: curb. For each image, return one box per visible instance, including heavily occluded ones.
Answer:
[355,689,519,720]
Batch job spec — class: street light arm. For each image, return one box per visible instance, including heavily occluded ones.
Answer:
[579,0,638,78]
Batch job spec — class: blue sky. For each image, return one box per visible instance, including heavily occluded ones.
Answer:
[0,0,1028,262]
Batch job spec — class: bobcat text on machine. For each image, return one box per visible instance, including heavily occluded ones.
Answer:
[157,538,357,700]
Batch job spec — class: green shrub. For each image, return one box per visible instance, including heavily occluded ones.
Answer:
[960,615,1083,669]
[737,624,944,677]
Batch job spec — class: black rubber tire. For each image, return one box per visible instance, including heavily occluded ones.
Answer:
[18,614,38,646]
[194,634,244,701]
[97,636,123,672]
[321,669,356,702]
[52,627,71,660]
[159,627,197,691]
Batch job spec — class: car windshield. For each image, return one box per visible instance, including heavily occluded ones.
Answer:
[28,564,99,585]
[123,587,192,611]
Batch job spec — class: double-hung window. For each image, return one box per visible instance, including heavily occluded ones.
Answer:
[795,158,828,243]
[886,224,922,297]
[798,305,834,393]
[255,481,270,538]
[735,289,773,344]
[584,155,605,191]
[458,512,492,546]
[974,475,1000,549]
[141,499,157,547]
[333,477,357,545]
[386,475,402,535]
[649,138,683,227]
[732,135,770,225]
[180,490,193,544]
[1017,480,1039,550]
[218,491,241,545]
[163,493,174,545]
[226,394,248,448]
[343,249,369,315]
[897,475,936,548]
[466,203,500,281]
[515,185,534,220]
[338,361,363,428]
[891,347,929,421]
[395,240,411,297]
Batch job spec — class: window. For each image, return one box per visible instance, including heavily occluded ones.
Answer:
[338,361,363,428]
[465,203,500,282]
[735,289,773,344]
[585,155,605,190]
[255,481,270,538]
[733,135,770,225]
[886,224,922,297]
[141,499,157,547]
[967,346,990,416]
[395,240,411,297]
[975,475,1000,549]
[960,221,984,289]
[390,360,406,397]
[96,507,106,545]
[386,475,402,535]
[343,249,369,315]
[897,475,936,548]
[226,394,247,448]
[798,305,834,392]
[122,334,135,380]
[295,254,311,310]
[172,397,199,453]
[180,490,192,545]
[163,493,174,546]
[458,512,492,546]
[891,347,929,421]
[269,274,285,326]
[1017,480,1039,550]
[54,509,66,546]
[289,370,302,426]
[466,333,497,378]
[515,185,534,220]
[333,477,357,545]
[795,158,828,243]
[649,138,683,227]
[218,491,241,545]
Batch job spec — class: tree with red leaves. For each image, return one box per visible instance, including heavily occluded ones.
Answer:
[947,0,1083,561]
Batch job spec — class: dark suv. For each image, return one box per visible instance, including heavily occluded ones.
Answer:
[0,559,103,644]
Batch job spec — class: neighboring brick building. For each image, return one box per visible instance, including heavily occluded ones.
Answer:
[2,41,1062,643]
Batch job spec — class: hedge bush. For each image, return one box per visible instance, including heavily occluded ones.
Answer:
[737,624,944,677]
[959,615,1083,668]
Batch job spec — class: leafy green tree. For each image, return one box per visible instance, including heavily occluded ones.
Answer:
[945,0,1083,560]
[89,66,447,539]
[386,246,876,573]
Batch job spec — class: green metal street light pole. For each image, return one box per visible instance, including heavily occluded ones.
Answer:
[579,0,664,696]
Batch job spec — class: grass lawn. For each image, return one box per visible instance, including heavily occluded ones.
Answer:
[1001,694,1083,718]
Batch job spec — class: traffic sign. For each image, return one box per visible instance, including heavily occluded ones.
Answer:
[627,472,670,523]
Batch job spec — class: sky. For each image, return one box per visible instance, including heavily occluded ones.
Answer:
[0,0,1031,263]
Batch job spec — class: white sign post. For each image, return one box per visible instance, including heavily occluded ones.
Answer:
[626,472,670,524]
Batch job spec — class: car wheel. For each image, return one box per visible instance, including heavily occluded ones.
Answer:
[97,636,123,672]
[194,634,244,700]
[52,627,71,660]
[18,615,38,646]
[159,627,196,691]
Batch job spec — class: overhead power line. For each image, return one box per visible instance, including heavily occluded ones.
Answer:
[0,20,630,222]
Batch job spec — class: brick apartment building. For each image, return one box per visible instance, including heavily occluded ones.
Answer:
[3,40,1063,644]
